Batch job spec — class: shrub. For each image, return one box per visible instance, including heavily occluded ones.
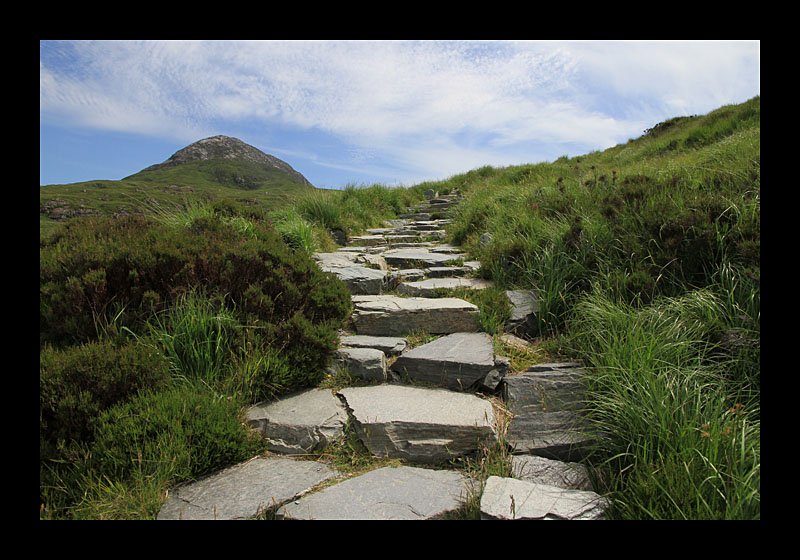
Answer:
[269,206,318,253]
[90,386,264,484]
[223,334,295,403]
[40,340,171,458]
[39,214,352,383]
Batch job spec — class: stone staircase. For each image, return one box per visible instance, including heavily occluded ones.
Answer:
[157,190,609,520]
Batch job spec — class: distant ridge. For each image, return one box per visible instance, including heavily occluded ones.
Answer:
[134,135,314,187]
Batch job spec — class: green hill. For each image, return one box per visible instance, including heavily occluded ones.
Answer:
[40,135,317,238]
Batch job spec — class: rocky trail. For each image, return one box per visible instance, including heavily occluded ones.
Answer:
[157,191,609,520]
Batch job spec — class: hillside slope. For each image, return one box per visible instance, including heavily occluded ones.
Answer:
[439,96,760,306]
[40,135,316,238]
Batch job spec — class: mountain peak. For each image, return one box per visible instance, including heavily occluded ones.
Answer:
[139,135,313,186]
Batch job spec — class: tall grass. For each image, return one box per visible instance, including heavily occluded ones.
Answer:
[292,183,425,234]
[145,290,239,388]
[268,206,319,254]
[566,289,760,519]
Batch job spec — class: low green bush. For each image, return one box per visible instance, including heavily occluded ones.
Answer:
[90,386,264,485]
[40,340,171,460]
[39,212,352,386]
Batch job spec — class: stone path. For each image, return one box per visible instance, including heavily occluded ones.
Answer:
[157,190,609,520]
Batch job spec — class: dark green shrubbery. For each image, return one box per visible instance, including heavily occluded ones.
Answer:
[91,385,264,484]
[40,340,171,461]
[39,212,352,364]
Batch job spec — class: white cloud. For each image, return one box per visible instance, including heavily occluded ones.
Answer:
[40,40,759,183]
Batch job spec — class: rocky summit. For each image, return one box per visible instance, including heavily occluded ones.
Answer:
[137,135,314,186]
[157,191,609,521]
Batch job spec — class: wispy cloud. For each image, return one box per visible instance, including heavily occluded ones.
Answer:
[40,40,759,184]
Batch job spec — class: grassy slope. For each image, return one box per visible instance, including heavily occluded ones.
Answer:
[39,157,317,239]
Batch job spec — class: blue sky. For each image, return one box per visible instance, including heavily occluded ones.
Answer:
[40,40,760,189]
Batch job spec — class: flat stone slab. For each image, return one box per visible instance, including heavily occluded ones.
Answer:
[348,235,388,246]
[396,277,493,297]
[278,466,470,520]
[384,234,422,244]
[331,346,387,382]
[428,244,463,253]
[393,268,426,281]
[502,363,595,461]
[425,266,471,278]
[246,389,349,454]
[157,457,339,520]
[511,455,594,491]
[313,252,388,295]
[339,334,407,355]
[337,384,497,464]
[480,476,608,520]
[390,332,499,391]
[409,221,447,231]
[351,295,479,336]
[381,248,467,267]
[504,289,540,337]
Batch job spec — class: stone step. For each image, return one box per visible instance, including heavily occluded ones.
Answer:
[348,234,389,246]
[398,212,431,220]
[331,347,388,382]
[246,388,349,455]
[383,234,423,244]
[390,332,505,391]
[157,456,339,520]
[424,266,472,277]
[396,277,493,297]
[278,465,471,520]
[339,334,407,355]
[502,363,596,461]
[313,252,389,295]
[511,455,594,491]
[381,248,467,267]
[337,384,498,464]
[427,244,464,254]
[350,295,479,336]
[480,476,609,520]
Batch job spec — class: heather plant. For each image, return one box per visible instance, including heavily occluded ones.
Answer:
[39,339,172,514]
[39,210,352,357]
[40,340,171,460]
[40,202,353,518]
[90,386,263,485]
[50,385,266,519]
